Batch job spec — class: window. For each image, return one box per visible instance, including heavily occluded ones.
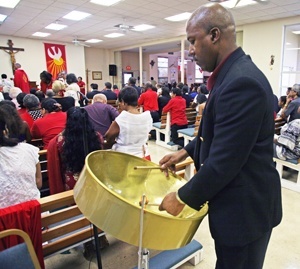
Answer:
[281,24,300,95]
[195,65,203,83]
[158,57,168,84]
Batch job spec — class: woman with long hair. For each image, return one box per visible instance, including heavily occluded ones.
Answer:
[58,107,103,190]
[0,101,31,142]
[0,105,42,208]
[47,107,108,256]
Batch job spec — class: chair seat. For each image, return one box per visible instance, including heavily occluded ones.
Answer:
[0,243,36,269]
[177,128,195,137]
[153,122,162,129]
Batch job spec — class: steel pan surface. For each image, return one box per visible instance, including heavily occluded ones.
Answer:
[74,150,208,250]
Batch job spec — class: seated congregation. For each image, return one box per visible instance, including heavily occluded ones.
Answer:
[273,83,300,193]
[0,74,206,268]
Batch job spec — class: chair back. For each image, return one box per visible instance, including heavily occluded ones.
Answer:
[0,229,41,269]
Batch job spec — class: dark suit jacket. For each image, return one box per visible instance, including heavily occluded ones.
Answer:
[102,90,117,100]
[181,48,282,246]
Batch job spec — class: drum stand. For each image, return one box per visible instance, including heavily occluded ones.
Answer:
[138,194,149,269]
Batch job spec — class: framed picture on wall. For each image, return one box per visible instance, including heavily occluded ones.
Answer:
[92,71,102,80]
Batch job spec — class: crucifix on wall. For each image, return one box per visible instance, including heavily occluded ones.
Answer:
[0,39,25,74]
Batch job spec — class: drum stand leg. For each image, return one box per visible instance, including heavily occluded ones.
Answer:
[138,194,149,269]
[93,224,103,269]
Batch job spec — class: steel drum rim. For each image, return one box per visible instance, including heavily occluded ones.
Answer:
[84,150,207,221]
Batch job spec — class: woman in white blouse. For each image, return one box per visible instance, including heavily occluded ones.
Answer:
[105,86,153,159]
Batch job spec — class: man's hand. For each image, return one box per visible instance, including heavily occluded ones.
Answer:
[159,192,185,216]
[159,149,189,177]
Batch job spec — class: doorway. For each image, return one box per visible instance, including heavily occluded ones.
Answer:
[123,72,133,87]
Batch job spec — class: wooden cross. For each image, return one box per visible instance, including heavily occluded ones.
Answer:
[0,39,25,74]
[86,68,90,88]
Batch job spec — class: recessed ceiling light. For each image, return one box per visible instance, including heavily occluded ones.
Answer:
[104,33,124,38]
[165,12,192,22]
[0,14,7,22]
[63,11,91,21]
[0,0,20,8]
[32,32,51,37]
[45,23,67,30]
[90,0,122,6]
[86,39,103,43]
[292,31,300,35]
[133,24,155,31]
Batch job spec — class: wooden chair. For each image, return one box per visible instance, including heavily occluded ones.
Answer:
[274,118,286,135]
[107,99,119,109]
[185,107,197,126]
[0,229,41,269]
[28,138,44,150]
[39,150,50,198]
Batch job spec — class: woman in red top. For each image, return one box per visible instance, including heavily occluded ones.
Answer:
[39,71,53,94]
[77,76,86,95]
[162,87,188,147]
[31,98,66,149]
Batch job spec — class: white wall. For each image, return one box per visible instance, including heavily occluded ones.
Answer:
[0,35,85,84]
[84,47,114,90]
[241,15,300,96]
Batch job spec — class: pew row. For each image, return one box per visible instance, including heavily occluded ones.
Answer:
[38,190,105,258]
[177,115,202,146]
[152,108,197,150]
[152,112,179,150]
[273,157,300,193]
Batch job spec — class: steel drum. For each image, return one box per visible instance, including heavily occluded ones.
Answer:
[73,150,208,250]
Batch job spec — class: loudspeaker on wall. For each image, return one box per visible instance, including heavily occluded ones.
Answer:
[109,64,117,76]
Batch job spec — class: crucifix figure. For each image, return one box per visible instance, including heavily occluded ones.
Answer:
[0,39,25,74]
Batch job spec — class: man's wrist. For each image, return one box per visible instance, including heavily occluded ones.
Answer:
[175,191,185,205]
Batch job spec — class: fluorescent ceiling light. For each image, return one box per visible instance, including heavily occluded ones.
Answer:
[292,31,300,35]
[0,14,7,22]
[0,0,20,8]
[85,39,103,43]
[219,0,257,9]
[165,12,192,22]
[32,32,51,37]
[45,23,67,30]
[63,11,91,21]
[133,24,155,31]
[90,0,121,6]
[104,33,124,38]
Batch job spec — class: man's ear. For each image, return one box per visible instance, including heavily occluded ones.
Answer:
[210,28,220,43]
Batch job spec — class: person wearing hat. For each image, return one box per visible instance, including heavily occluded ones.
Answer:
[20,94,43,128]
[280,83,300,122]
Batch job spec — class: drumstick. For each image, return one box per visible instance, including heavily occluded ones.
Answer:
[138,196,160,207]
[134,166,161,170]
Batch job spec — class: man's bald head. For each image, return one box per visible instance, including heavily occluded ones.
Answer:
[187,4,236,43]
[186,4,237,72]
[93,93,107,104]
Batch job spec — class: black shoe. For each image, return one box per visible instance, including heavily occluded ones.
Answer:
[98,235,109,249]
[83,241,95,260]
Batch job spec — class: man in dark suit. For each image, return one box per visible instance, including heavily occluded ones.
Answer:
[158,4,282,269]
[102,82,117,100]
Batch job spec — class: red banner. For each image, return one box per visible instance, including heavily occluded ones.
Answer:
[44,43,67,79]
